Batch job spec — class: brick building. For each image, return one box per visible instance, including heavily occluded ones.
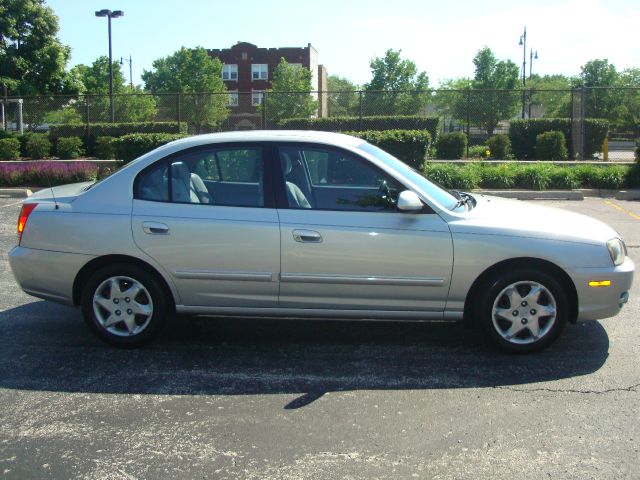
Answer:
[207,42,328,129]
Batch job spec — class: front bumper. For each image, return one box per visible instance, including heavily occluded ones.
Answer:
[572,255,635,321]
[8,246,94,306]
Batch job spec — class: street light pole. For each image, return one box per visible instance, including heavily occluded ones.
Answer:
[529,49,538,79]
[519,27,527,119]
[95,9,124,122]
[121,55,133,89]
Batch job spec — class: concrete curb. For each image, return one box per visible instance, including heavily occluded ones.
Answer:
[474,189,640,201]
[0,188,32,198]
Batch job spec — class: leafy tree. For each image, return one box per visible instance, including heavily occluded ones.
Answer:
[72,56,157,122]
[617,68,640,131]
[0,0,76,95]
[434,47,519,136]
[327,75,359,116]
[527,74,572,118]
[143,47,228,132]
[363,49,429,115]
[574,59,623,124]
[261,58,317,124]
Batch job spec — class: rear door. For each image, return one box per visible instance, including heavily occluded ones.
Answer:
[275,143,453,313]
[131,143,280,308]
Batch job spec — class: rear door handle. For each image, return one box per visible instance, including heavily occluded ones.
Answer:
[143,221,170,235]
[292,229,322,243]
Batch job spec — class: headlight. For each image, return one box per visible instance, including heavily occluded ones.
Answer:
[607,238,626,266]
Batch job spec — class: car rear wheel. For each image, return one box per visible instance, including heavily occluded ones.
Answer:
[81,264,168,347]
[478,269,568,353]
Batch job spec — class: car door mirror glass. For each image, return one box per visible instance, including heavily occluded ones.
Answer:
[397,190,423,212]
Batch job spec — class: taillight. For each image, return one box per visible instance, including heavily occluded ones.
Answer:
[17,203,38,245]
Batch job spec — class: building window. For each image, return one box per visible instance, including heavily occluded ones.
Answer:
[252,64,268,80]
[222,64,238,81]
[228,90,238,107]
[252,90,264,106]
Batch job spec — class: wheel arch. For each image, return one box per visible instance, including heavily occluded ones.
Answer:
[462,257,579,328]
[72,254,176,311]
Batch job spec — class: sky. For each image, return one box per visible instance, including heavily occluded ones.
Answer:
[46,0,640,88]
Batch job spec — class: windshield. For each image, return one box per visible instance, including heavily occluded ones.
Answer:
[358,143,460,210]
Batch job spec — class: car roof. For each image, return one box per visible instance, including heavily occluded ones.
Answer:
[167,130,365,149]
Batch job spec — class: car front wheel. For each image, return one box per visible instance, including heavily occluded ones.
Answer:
[479,269,568,353]
[81,264,169,347]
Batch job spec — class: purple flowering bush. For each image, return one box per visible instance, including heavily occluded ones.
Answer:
[0,161,99,187]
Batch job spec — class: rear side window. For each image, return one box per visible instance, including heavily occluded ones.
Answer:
[134,146,265,207]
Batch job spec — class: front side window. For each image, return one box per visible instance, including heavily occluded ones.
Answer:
[279,146,403,212]
[222,64,238,81]
[251,64,268,80]
[135,146,264,208]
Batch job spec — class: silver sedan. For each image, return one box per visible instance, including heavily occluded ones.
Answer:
[8,131,634,352]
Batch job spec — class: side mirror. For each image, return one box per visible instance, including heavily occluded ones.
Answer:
[397,190,423,212]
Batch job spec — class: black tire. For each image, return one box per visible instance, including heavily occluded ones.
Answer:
[81,263,169,348]
[477,268,568,353]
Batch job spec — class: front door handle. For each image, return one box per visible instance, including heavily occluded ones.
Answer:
[292,229,322,243]
[143,221,170,235]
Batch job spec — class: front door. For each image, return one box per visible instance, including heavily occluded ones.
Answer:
[275,144,453,313]
[131,143,280,308]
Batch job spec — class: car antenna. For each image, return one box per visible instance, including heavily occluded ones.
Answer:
[46,171,59,210]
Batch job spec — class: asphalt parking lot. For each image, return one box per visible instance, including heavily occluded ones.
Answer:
[0,195,638,479]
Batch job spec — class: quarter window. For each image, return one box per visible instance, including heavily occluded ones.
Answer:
[222,64,238,81]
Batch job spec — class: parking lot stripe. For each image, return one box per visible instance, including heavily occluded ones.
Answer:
[603,199,640,221]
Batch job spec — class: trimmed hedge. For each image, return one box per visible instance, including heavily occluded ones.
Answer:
[423,162,639,191]
[510,118,609,159]
[436,132,467,160]
[0,138,21,160]
[49,121,188,155]
[25,134,51,159]
[56,136,84,159]
[112,133,188,163]
[344,129,431,169]
[535,131,568,160]
[278,115,440,141]
[95,136,115,159]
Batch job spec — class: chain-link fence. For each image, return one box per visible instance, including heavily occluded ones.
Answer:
[2,87,638,160]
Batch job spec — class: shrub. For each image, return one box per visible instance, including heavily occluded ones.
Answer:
[435,132,467,160]
[548,167,580,190]
[112,133,188,163]
[479,164,516,189]
[278,115,440,142]
[535,131,568,160]
[635,138,639,163]
[25,134,51,159]
[423,163,479,190]
[514,165,552,190]
[0,161,98,187]
[56,137,84,159]
[95,136,115,159]
[467,145,490,159]
[345,129,431,169]
[596,165,626,189]
[487,134,511,159]
[0,138,21,160]
[509,118,609,159]
[626,164,640,187]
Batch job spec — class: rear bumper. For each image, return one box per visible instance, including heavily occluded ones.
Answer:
[8,246,94,306]
[573,256,635,321]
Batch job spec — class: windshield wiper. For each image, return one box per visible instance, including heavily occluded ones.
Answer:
[451,191,475,210]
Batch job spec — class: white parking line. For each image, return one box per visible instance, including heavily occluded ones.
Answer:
[0,199,24,209]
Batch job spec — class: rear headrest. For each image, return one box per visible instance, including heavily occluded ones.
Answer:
[171,162,191,180]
